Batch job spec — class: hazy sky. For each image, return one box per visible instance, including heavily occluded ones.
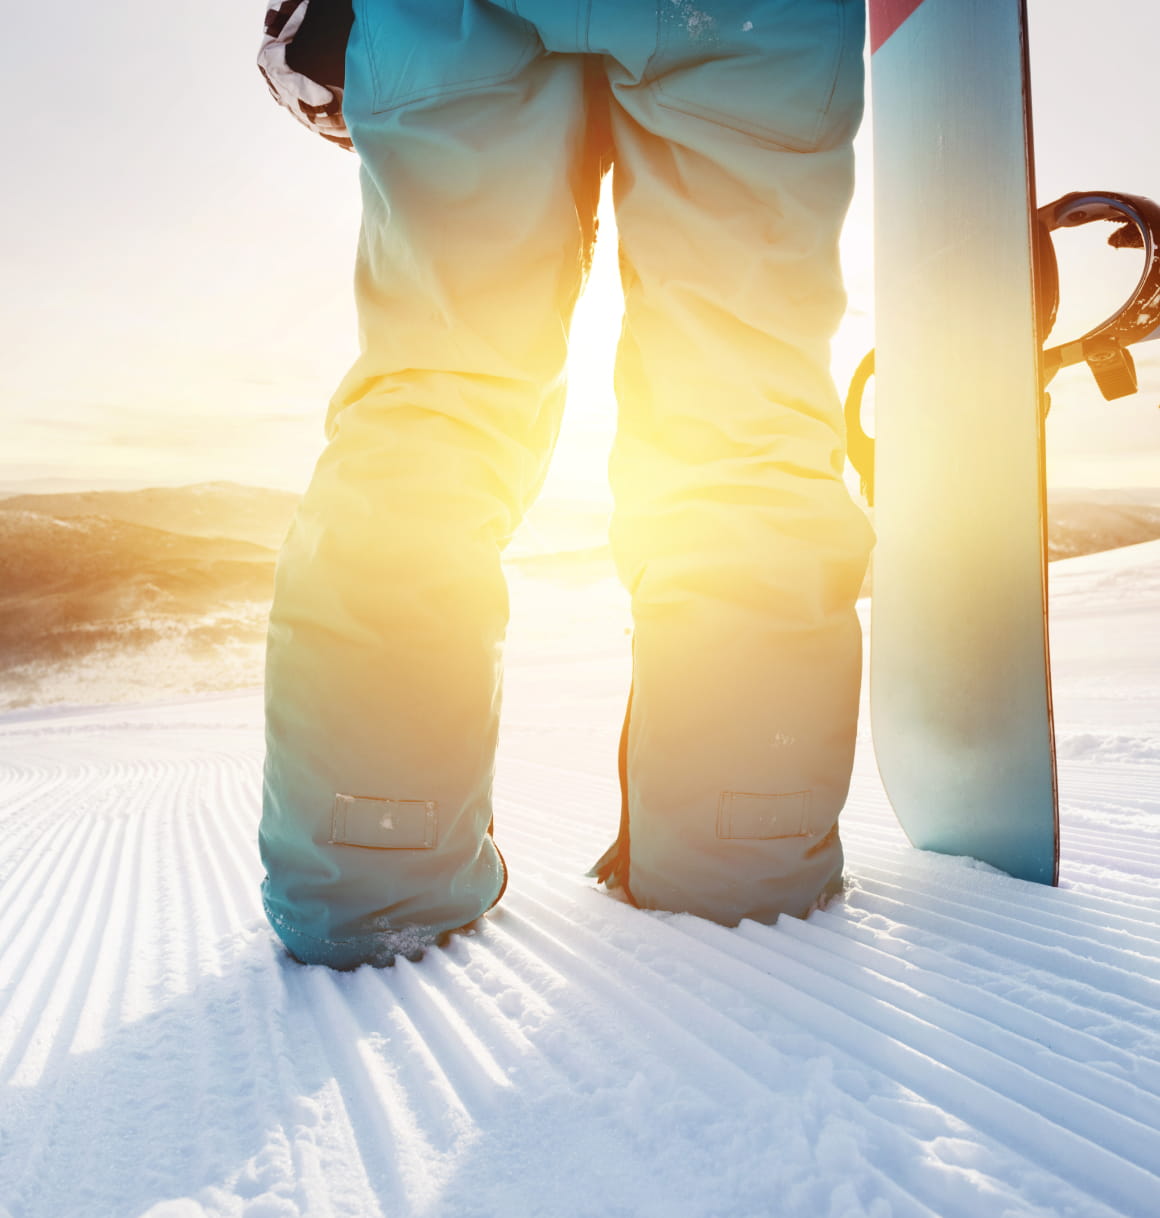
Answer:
[2,0,1157,496]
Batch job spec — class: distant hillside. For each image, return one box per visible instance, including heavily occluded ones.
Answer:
[0,481,300,551]
[853,491,1160,595]
[1,481,1158,709]
[1047,490,1160,561]
[0,511,275,669]
[0,481,620,560]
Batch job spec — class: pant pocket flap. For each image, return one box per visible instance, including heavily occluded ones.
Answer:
[330,794,438,849]
[717,789,815,840]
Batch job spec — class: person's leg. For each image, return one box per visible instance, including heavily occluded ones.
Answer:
[599,0,875,923]
[260,2,602,968]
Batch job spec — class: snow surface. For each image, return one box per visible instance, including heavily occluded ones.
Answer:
[1,542,1159,1218]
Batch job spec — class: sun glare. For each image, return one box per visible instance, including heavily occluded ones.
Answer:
[542,174,879,525]
[544,185,623,511]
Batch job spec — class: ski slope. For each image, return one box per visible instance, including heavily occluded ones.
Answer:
[1,542,1158,1218]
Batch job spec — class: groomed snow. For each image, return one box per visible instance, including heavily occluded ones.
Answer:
[1,543,1158,1218]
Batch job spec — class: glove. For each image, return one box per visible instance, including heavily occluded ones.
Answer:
[258,0,354,150]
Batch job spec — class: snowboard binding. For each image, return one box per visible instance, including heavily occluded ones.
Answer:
[1037,190,1160,402]
[845,189,1160,506]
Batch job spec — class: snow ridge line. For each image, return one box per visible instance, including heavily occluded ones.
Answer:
[502,864,1160,1218]
[0,789,91,960]
[354,958,513,1122]
[420,935,563,1079]
[0,812,111,1087]
[497,801,607,870]
[0,760,63,832]
[67,801,149,1057]
[1058,758,1160,798]
[493,899,780,1103]
[759,914,1160,1142]
[194,755,262,932]
[850,844,1160,935]
[806,905,1160,1092]
[0,816,140,1211]
[154,760,208,999]
[844,872,1160,1014]
[243,942,341,1218]
[498,886,962,1218]
[846,822,1160,915]
[848,844,1160,918]
[1063,835,1160,874]
[840,881,1160,1040]
[182,755,256,954]
[293,965,452,1215]
[479,825,1160,1078]
[0,763,112,898]
[661,915,1160,1218]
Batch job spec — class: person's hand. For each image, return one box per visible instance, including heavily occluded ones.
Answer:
[258,0,353,150]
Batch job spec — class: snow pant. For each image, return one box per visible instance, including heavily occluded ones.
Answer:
[259,0,874,968]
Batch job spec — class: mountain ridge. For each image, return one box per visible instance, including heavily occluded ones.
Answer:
[2,481,1159,709]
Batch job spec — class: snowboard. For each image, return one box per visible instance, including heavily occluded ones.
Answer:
[865,0,1060,884]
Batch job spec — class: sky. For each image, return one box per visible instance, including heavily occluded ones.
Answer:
[1,0,1158,498]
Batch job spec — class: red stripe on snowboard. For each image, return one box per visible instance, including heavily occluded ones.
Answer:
[869,0,926,53]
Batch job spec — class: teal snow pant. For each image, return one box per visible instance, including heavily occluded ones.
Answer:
[260,0,874,968]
